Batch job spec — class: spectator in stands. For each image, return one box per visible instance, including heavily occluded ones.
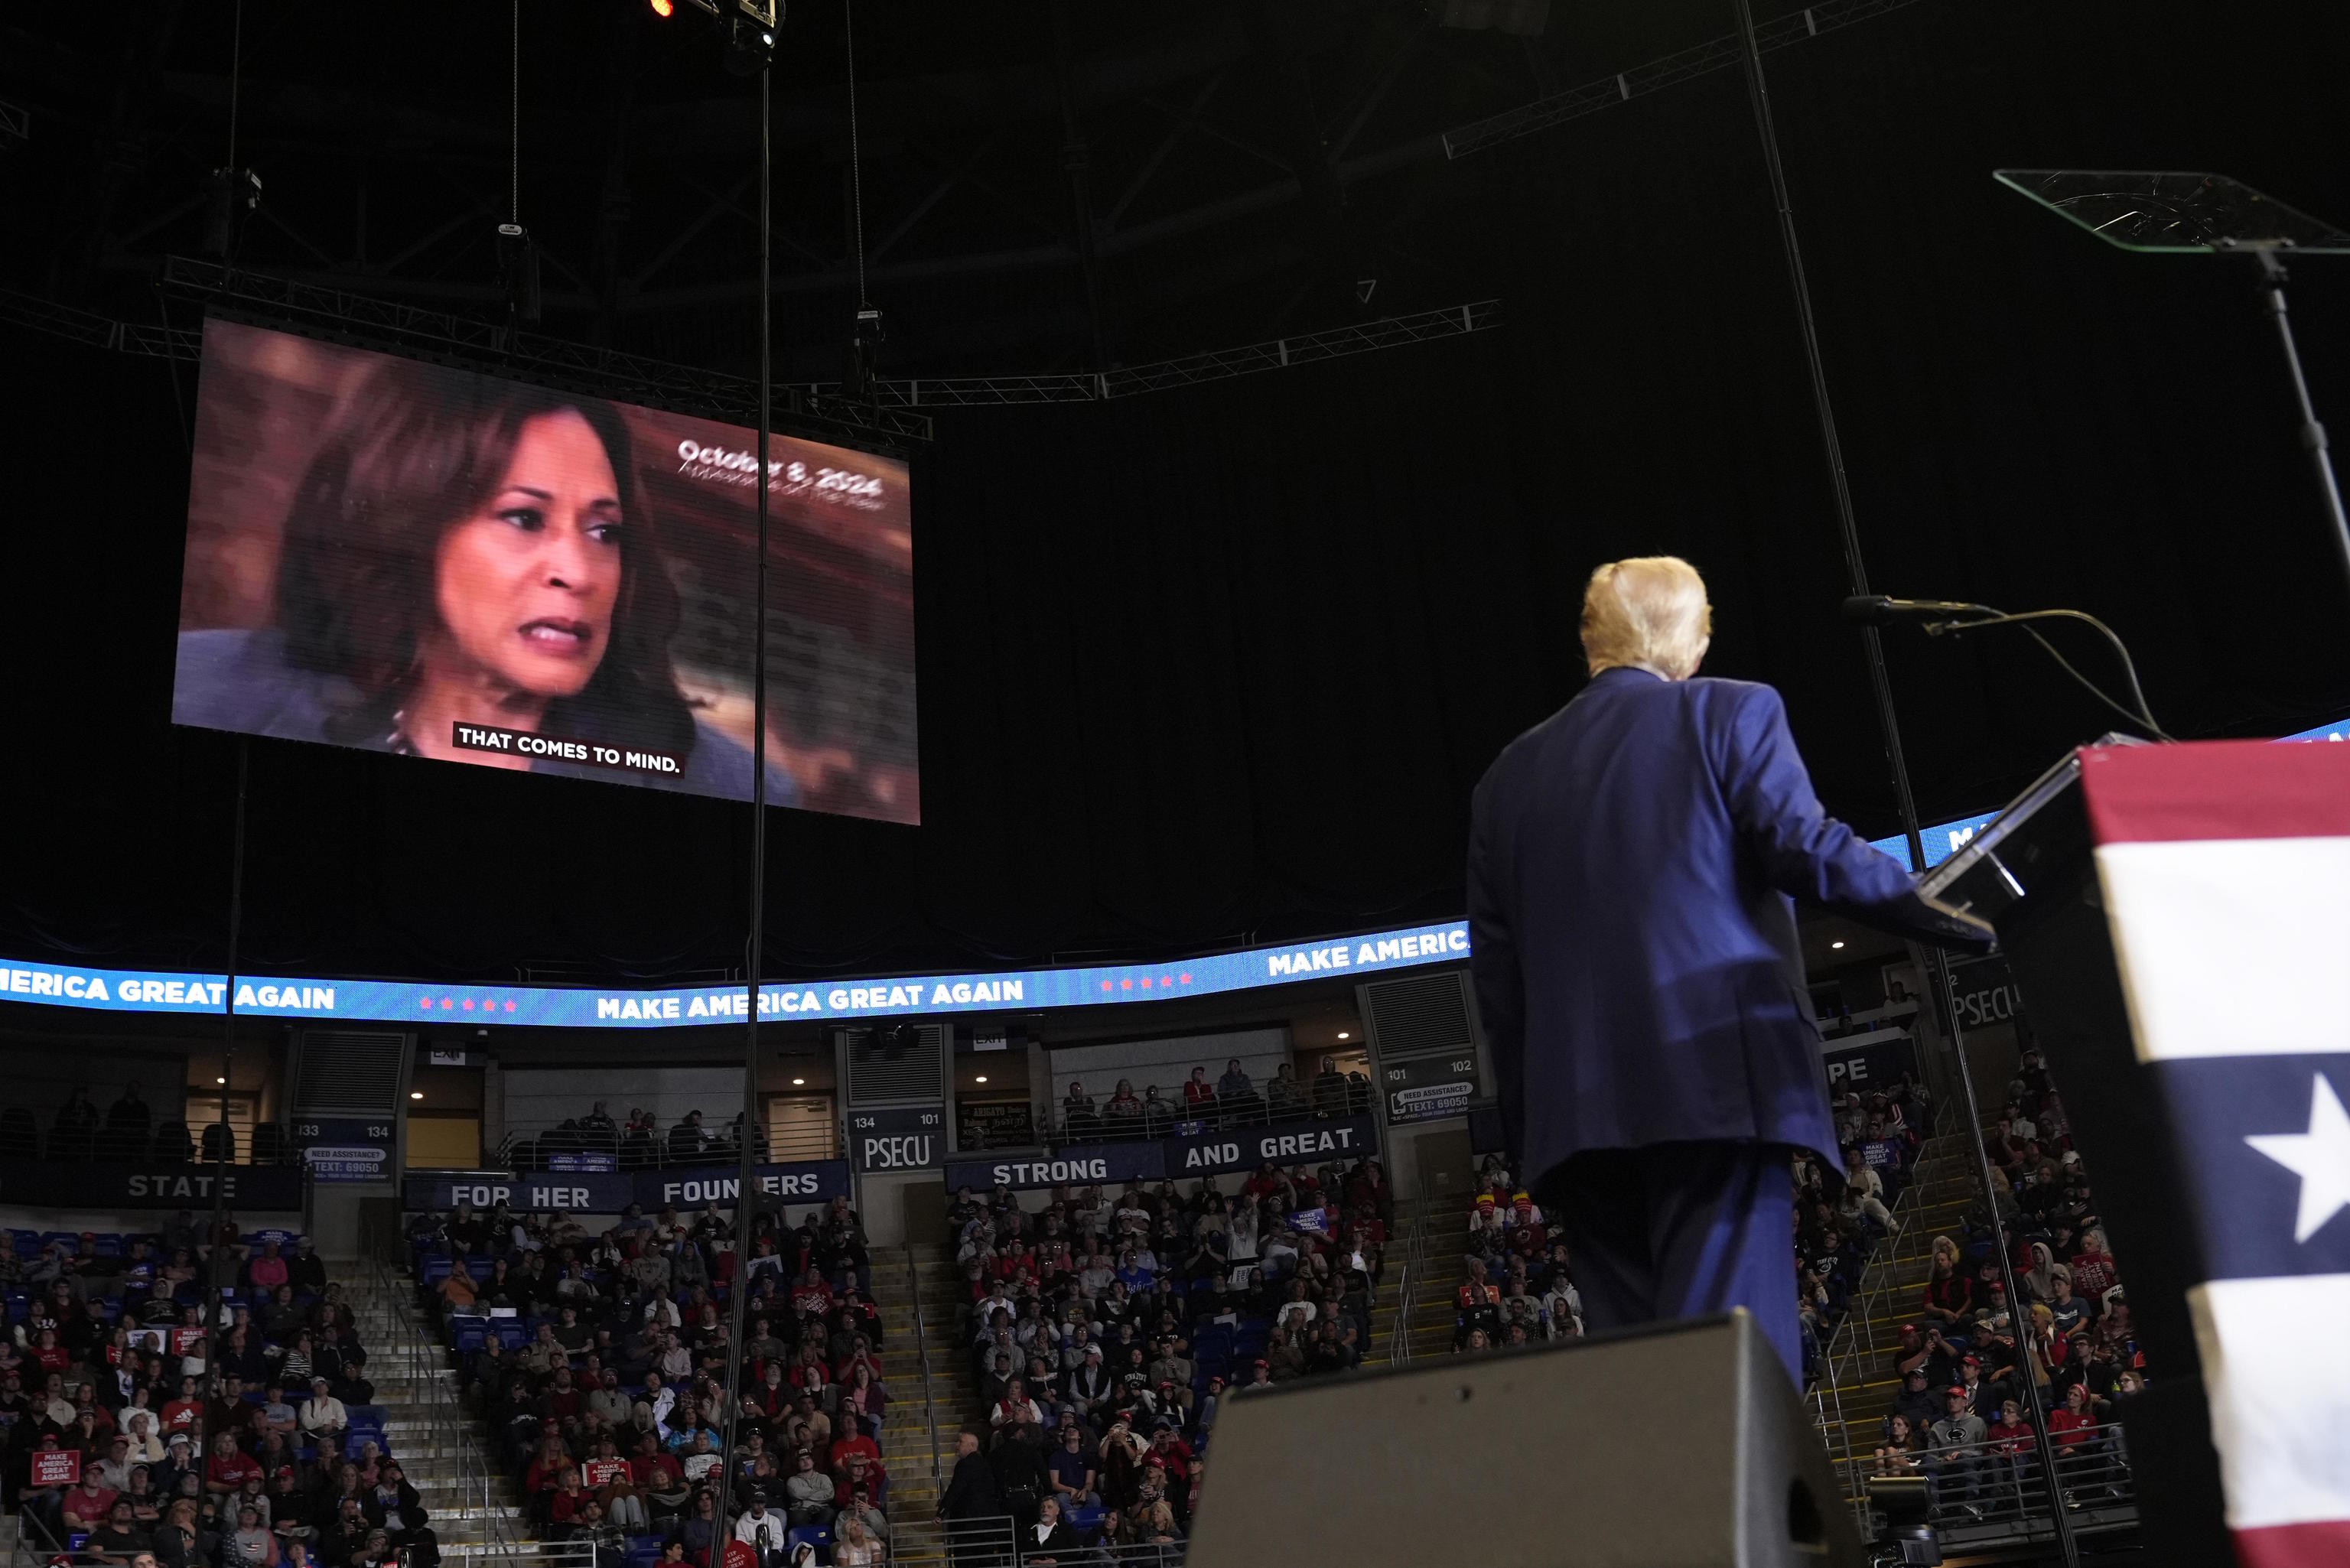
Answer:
[1103,1082,1142,1127]
[1926,1385,1986,1504]
[298,1379,347,1443]
[1264,1063,1304,1121]
[246,1243,289,1296]
[1183,1069,1216,1117]
[1215,1060,1257,1123]
[87,1496,155,1565]
[1046,1423,1095,1510]
[1020,1495,1078,1566]
[2047,1382,2100,1454]
[733,1492,787,1568]
[1061,1084,1097,1140]
[831,1511,882,1568]
[666,1111,708,1161]
[224,1499,278,1568]
[1889,1366,1941,1434]
[777,1451,833,1529]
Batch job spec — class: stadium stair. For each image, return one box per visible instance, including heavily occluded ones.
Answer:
[1805,1124,1983,1506]
[342,1264,531,1546]
[1365,1196,1466,1366]
[868,1244,975,1540]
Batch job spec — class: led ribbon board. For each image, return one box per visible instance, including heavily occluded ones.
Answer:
[0,922,1470,1028]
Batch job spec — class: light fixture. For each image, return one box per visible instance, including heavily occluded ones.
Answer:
[215,1075,227,1085]
[1336,1031,1349,1040]
[723,11,773,74]
[649,0,675,13]
[975,1075,988,1084]
[409,1091,424,1101]
[791,1077,806,1087]
[1831,940,1846,950]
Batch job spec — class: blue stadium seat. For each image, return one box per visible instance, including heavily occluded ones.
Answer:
[1066,1503,1105,1534]
[786,1524,831,1557]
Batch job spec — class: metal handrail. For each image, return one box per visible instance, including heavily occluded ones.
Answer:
[1846,1419,2139,1544]
[1389,1211,1426,1366]
[906,1242,946,1492]
[11,1501,71,1568]
[1806,1091,1969,1522]
[493,1117,837,1171]
[1046,1093,1372,1149]
[365,1245,504,1543]
[443,1542,601,1568]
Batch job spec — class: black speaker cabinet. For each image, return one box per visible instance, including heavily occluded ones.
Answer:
[1187,1309,1862,1568]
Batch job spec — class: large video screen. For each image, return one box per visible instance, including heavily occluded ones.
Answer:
[173,320,917,823]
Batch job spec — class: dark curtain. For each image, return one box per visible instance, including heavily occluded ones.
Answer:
[2,0,2345,981]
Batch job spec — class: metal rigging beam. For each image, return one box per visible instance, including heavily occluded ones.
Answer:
[1442,0,1932,158]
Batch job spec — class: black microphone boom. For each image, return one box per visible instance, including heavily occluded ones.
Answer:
[1841,594,1990,624]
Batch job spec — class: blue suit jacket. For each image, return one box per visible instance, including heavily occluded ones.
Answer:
[1467,666,1918,1179]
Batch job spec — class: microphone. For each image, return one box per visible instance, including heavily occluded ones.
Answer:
[1841,594,1990,625]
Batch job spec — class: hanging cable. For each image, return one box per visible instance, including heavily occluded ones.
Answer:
[226,0,244,172]
[846,0,868,307]
[511,0,522,225]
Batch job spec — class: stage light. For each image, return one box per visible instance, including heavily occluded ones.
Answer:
[975,1075,988,1084]
[409,1091,424,1101]
[791,1077,806,1086]
[1831,940,1846,949]
[1337,1031,1350,1039]
[649,0,674,14]
[724,11,773,74]
[215,1075,226,1085]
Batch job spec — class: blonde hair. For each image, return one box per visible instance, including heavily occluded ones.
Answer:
[1580,556,1713,678]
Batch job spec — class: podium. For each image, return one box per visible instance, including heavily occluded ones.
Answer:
[1922,737,2350,1567]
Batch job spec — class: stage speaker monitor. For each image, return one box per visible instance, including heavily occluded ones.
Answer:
[1186,1309,1863,1568]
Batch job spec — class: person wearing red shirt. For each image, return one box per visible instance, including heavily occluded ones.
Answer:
[828,1413,881,1476]
[1147,1424,1193,1489]
[245,1241,290,1293]
[205,1431,263,1495]
[1985,1398,2033,1456]
[789,1270,832,1318]
[2046,1384,2098,1452]
[60,1474,119,1531]
[161,1376,203,1436]
[2068,1230,2118,1303]
[1455,1259,1502,1348]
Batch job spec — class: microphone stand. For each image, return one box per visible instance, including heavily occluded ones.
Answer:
[1916,609,2169,741]
[1732,5,2081,1560]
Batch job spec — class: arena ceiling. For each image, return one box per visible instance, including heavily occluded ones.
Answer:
[1,0,2345,985]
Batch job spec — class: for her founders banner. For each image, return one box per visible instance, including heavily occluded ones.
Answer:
[171,319,918,825]
[405,1159,851,1213]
